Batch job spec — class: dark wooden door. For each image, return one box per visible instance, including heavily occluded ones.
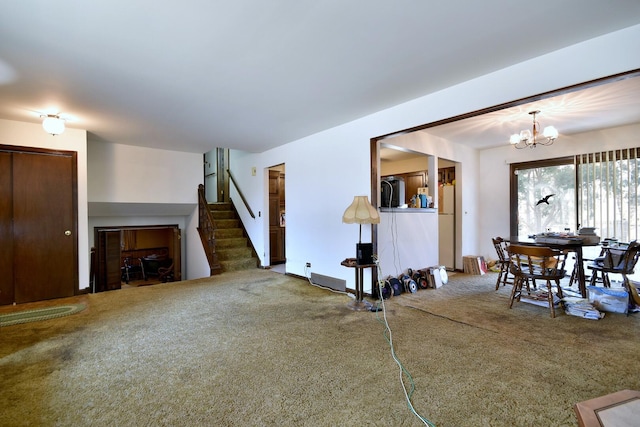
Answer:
[0,148,78,304]
[0,152,14,304]
[269,170,285,264]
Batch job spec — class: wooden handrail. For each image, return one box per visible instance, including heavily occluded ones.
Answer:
[226,169,256,219]
[197,184,222,275]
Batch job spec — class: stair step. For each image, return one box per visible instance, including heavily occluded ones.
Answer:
[220,257,258,272]
[209,203,233,211]
[215,219,240,229]
[211,210,236,220]
[216,247,253,261]
[216,237,248,249]
[215,228,244,239]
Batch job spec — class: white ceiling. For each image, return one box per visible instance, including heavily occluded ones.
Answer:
[422,76,640,150]
[1,1,640,154]
[381,74,640,161]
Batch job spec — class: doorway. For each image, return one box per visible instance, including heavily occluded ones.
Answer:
[374,142,460,272]
[438,159,458,270]
[93,225,181,292]
[268,165,286,269]
[204,148,229,203]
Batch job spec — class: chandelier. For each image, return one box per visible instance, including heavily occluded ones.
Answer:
[509,110,558,149]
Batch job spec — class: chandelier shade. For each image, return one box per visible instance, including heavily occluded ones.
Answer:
[510,110,558,149]
[41,114,66,135]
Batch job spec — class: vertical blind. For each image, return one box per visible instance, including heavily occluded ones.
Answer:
[577,147,639,242]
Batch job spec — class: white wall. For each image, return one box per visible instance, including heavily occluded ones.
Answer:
[87,140,210,281]
[0,118,90,289]
[88,141,202,203]
[229,24,640,293]
[378,211,439,278]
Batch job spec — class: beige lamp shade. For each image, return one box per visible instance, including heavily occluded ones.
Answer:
[342,196,380,224]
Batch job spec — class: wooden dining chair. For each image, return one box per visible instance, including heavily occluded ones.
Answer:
[507,244,568,318]
[588,240,639,291]
[492,237,513,290]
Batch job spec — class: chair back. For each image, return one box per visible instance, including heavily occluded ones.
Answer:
[492,237,509,263]
[604,240,640,273]
[508,244,566,279]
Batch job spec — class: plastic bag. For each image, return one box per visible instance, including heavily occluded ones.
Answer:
[587,286,628,314]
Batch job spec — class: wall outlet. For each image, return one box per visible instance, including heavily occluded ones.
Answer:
[306,262,311,268]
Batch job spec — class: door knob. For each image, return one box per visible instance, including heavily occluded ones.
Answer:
[65,230,71,236]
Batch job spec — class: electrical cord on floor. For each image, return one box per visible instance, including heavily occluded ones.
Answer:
[304,264,351,296]
[372,255,436,427]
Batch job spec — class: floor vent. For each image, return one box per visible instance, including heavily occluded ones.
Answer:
[310,272,346,293]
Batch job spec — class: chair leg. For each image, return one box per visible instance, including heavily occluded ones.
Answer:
[547,280,557,318]
[495,268,503,290]
[496,263,509,290]
[556,279,564,316]
[509,277,523,308]
[524,278,534,292]
[590,270,599,287]
[569,264,577,287]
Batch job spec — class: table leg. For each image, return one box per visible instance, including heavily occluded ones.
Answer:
[347,267,373,311]
[576,247,587,298]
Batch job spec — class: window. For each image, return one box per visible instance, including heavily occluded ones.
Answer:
[511,148,640,243]
[510,157,575,237]
[577,148,640,242]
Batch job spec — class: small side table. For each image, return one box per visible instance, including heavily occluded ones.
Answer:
[341,258,376,311]
[574,389,640,427]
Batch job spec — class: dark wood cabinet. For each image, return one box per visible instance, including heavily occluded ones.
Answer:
[403,171,427,202]
[438,167,455,185]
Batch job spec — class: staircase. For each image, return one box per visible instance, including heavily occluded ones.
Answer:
[209,202,259,272]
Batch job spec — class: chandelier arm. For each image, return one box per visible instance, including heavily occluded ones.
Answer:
[509,110,557,149]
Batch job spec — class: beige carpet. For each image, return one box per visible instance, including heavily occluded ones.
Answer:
[1,270,638,426]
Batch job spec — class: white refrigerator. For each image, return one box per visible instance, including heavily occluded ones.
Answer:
[438,185,455,270]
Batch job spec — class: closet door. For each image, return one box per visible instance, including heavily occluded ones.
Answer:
[0,152,14,305]
[12,151,78,303]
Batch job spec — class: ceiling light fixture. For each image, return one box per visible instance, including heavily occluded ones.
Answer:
[509,110,558,149]
[41,114,66,136]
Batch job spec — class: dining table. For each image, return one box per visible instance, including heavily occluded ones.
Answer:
[506,235,599,298]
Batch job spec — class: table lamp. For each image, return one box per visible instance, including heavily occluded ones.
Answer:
[342,195,380,265]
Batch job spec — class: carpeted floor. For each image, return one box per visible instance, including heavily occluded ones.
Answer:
[0,270,638,426]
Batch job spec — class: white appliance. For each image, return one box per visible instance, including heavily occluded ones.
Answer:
[438,185,455,270]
